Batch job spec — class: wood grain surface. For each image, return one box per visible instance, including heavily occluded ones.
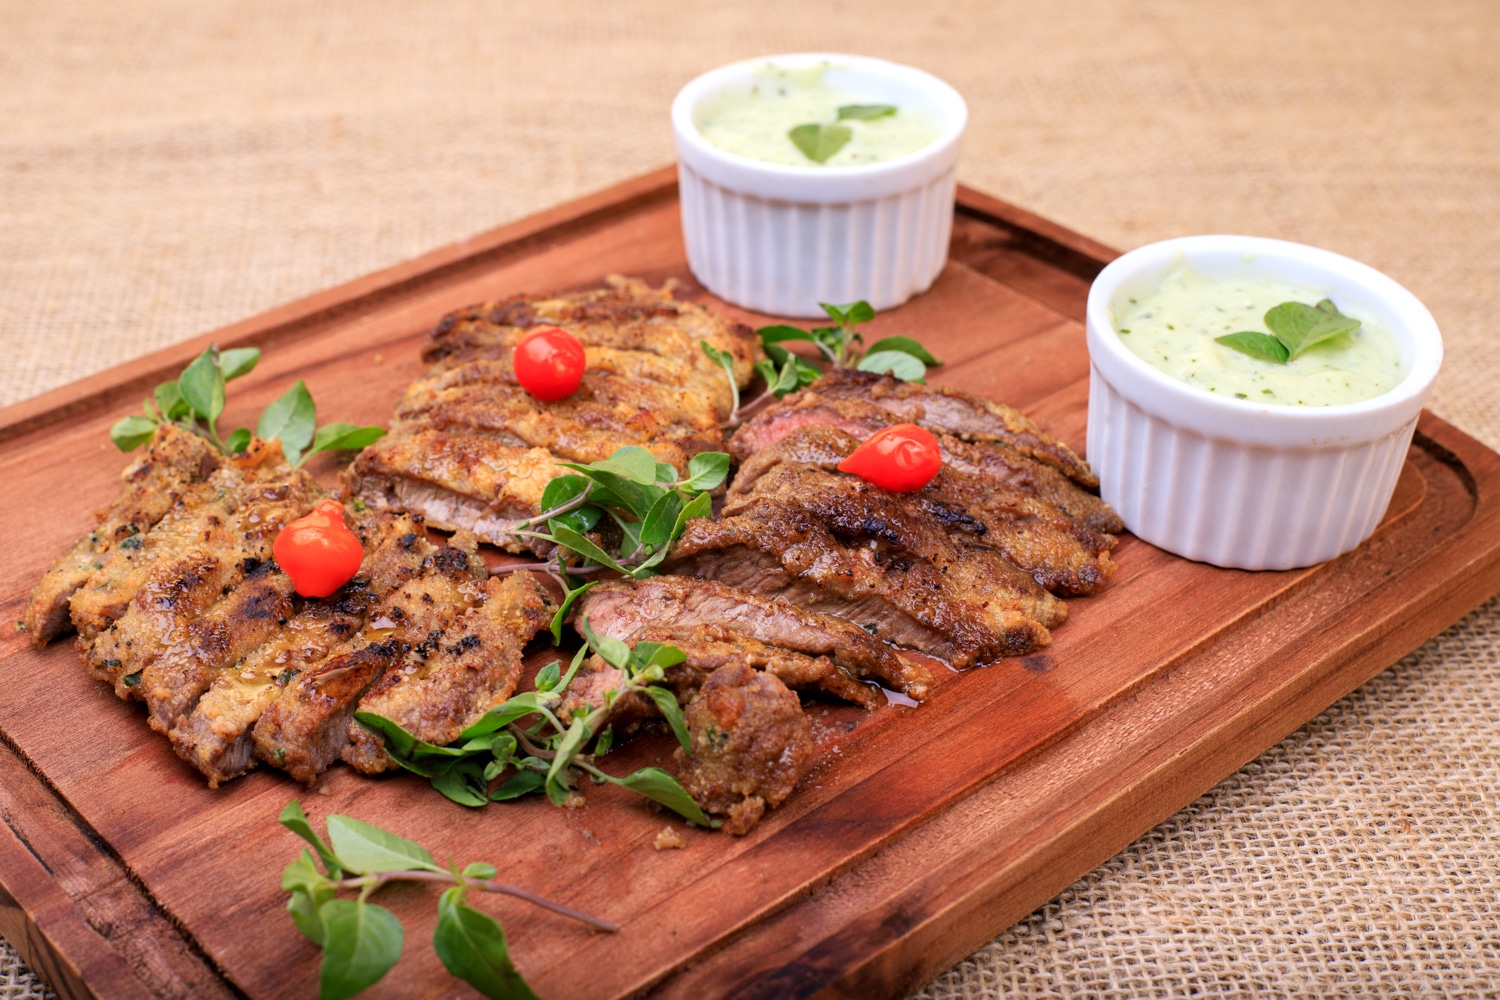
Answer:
[2,170,1498,999]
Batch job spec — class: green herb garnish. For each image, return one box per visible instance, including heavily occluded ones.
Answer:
[279,801,614,1000]
[356,624,713,825]
[1215,298,1361,364]
[786,103,899,163]
[109,345,386,466]
[707,300,941,428]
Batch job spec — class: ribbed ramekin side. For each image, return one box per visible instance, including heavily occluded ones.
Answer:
[676,163,954,317]
[1087,364,1423,570]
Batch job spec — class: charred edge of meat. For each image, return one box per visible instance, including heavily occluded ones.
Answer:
[675,661,812,836]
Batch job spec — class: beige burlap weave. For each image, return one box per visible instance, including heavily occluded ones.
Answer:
[3,2,1497,996]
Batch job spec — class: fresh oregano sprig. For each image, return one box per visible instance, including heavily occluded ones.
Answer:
[788,103,898,164]
[1215,298,1362,365]
[279,801,615,1000]
[109,343,386,465]
[355,624,716,827]
[706,300,943,427]
[481,445,727,639]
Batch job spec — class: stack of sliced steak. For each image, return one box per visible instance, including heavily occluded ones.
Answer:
[26,425,554,787]
[345,275,759,551]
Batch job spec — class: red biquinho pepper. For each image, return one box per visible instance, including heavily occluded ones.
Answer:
[273,499,364,597]
[836,423,943,493]
[513,326,587,401]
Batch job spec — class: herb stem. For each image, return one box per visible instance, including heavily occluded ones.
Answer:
[330,871,617,932]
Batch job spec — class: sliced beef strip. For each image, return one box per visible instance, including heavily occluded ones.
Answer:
[730,424,1117,595]
[578,576,923,703]
[729,380,1121,535]
[342,572,555,774]
[675,661,812,836]
[80,440,325,694]
[779,369,1097,488]
[251,540,488,784]
[170,512,426,787]
[668,500,1058,669]
[25,424,221,644]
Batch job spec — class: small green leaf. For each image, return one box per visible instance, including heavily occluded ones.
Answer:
[534,661,562,692]
[462,862,498,881]
[823,300,875,326]
[432,758,490,808]
[654,462,679,483]
[630,641,687,673]
[225,427,252,453]
[556,466,661,520]
[433,887,541,1000]
[789,122,852,163]
[288,886,330,946]
[325,814,444,875]
[549,523,631,575]
[110,415,159,452]
[857,350,927,382]
[644,686,692,754]
[317,899,404,1000]
[683,452,730,493]
[278,801,343,878]
[837,103,898,121]
[219,347,261,381]
[283,850,334,945]
[637,491,683,550]
[758,324,819,347]
[586,446,658,485]
[634,491,711,575]
[547,579,596,643]
[865,336,942,366]
[491,770,547,801]
[609,767,714,826]
[1215,331,1290,365]
[308,422,386,459]
[579,615,632,673]
[539,475,601,534]
[178,348,226,427]
[256,379,317,465]
[154,380,191,421]
[457,692,554,739]
[1264,299,1362,360]
[545,717,592,806]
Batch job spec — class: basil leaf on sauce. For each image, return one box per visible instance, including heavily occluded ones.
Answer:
[1265,299,1362,360]
[1215,331,1290,365]
[837,103,898,121]
[789,122,852,163]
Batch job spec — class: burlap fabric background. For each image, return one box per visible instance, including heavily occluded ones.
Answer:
[3,2,1497,996]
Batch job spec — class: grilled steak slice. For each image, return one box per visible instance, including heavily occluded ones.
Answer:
[170,512,426,787]
[579,576,925,702]
[343,572,555,774]
[729,377,1121,535]
[421,274,759,411]
[669,476,1063,668]
[25,424,221,644]
[252,539,488,783]
[346,276,759,552]
[751,369,1096,488]
[732,425,1116,595]
[139,560,296,733]
[675,661,812,836]
[81,440,325,693]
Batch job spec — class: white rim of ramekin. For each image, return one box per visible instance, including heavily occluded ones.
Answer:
[1085,235,1443,448]
[671,52,968,203]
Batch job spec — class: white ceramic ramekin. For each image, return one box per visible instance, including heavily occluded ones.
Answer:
[1085,235,1443,570]
[671,53,967,318]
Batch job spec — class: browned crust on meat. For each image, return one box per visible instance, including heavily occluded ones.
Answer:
[24,424,221,644]
[342,572,555,774]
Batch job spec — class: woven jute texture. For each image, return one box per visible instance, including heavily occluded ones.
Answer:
[3,1,1497,997]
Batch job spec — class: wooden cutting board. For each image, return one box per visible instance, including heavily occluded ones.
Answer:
[3,168,1498,1000]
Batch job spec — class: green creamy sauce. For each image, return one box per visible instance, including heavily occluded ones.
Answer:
[695,64,942,167]
[1114,265,1407,406]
